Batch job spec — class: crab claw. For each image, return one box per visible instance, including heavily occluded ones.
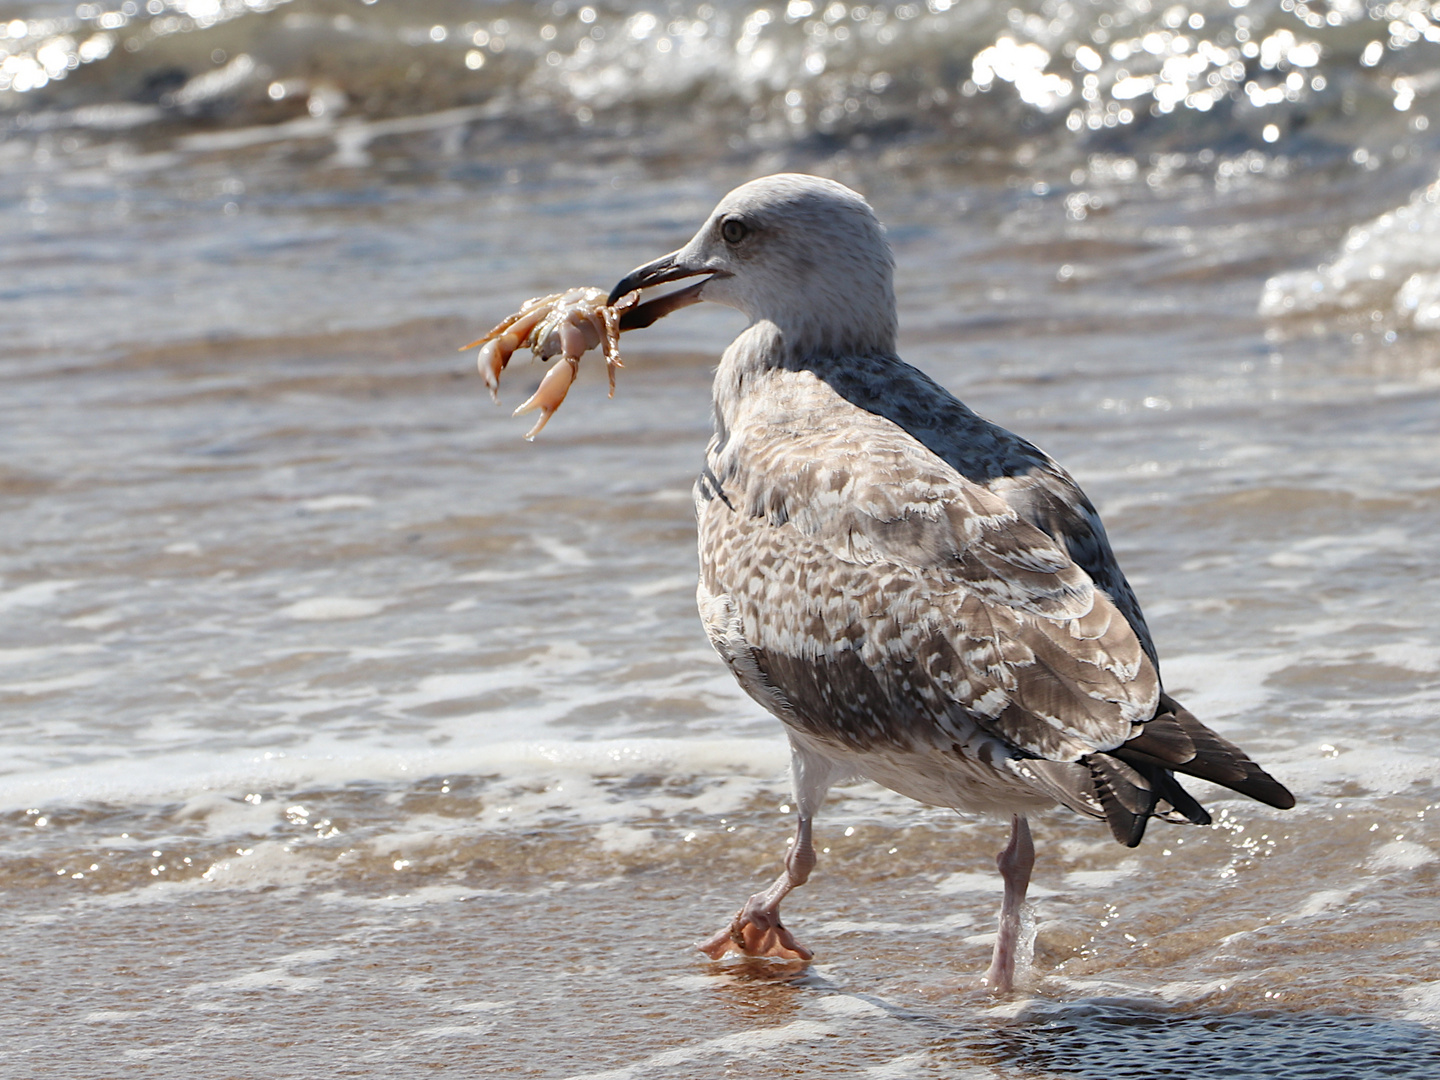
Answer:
[463,306,552,405]
[476,338,510,403]
[512,357,577,440]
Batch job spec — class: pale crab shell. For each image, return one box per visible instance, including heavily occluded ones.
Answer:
[463,287,639,439]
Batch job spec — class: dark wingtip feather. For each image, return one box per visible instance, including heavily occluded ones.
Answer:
[1151,768,1212,826]
[1088,755,1153,847]
[1255,776,1296,811]
[1014,693,1293,847]
[1121,694,1296,811]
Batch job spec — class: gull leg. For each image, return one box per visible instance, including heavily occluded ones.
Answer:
[698,814,817,960]
[982,813,1034,993]
[697,738,844,962]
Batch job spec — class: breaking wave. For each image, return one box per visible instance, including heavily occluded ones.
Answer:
[1261,170,1440,330]
[2,0,1436,159]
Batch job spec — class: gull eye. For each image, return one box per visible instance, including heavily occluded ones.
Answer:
[720,217,749,245]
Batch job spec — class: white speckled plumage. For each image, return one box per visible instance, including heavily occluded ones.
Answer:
[609,173,1293,986]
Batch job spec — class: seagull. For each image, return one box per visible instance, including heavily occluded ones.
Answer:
[607,174,1294,991]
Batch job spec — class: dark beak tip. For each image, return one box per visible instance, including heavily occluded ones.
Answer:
[607,266,653,305]
[607,251,691,307]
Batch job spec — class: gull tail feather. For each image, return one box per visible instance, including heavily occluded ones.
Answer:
[1008,744,1229,850]
[1116,693,1295,811]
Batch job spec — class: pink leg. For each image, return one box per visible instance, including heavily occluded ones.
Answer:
[698,815,817,961]
[982,814,1034,992]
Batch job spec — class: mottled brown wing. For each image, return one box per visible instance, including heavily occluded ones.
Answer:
[809,351,1158,664]
[703,384,1158,764]
[990,460,1158,667]
[702,360,1292,844]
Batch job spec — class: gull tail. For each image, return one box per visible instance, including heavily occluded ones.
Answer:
[1113,693,1296,811]
[1009,693,1294,848]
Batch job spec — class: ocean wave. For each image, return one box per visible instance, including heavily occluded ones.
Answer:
[2,0,1435,159]
[1261,170,1440,330]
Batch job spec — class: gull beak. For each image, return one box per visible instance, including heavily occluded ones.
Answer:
[608,250,722,331]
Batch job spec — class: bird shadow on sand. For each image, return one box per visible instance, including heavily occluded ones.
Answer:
[705,964,1440,1079]
[952,998,1440,1079]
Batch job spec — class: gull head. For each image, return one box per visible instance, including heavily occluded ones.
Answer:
[610,173,897,359]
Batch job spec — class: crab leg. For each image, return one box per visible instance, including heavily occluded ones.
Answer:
[512,357,578,440]
[462,301,557,403]
[597,292,640,397]
[460,292,562,352]
[558,316,596,363]
[601,317,620,397]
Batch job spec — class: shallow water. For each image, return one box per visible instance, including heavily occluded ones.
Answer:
[4,1,1440,1076]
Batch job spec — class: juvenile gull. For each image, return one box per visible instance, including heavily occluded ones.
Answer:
[608,174,1294,991]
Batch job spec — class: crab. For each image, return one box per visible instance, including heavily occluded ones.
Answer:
[461,286,640,440]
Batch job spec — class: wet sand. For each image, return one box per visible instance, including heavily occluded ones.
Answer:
[6,781,1440,1077]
